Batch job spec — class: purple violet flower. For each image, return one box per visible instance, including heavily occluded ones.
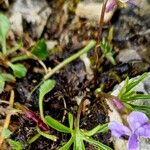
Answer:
[109,111,150,150]
[106,0,136,12]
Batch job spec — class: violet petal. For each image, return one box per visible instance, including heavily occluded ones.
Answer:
[128,133,139,150]
[109,122,131,138]
[106,0,117,12]
[127,111,149,132]
[137,124,150,138]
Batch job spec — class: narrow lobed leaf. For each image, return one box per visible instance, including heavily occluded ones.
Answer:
[36,127,58,141]
[39,79,56,121]
[126,73,148,92]
[83,136,112,150]
[7,139,23,150]
[1,73,16,82]
[45,115,71,133]
[59,137,74,150]
[68,113,73,130]
[84,123,108,136]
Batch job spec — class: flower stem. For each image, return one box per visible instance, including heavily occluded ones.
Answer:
[0,90,14,146]
[44,40,96,80]
[28,40,96,98]
[75,99,84,131]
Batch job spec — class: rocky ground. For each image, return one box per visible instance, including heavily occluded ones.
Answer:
[0,0,150,149]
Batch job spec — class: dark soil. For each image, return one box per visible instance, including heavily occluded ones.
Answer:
[0,0,150,150]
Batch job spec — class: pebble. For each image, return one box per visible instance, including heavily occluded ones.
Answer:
[9,0,51,38]
[117,49,142,63]
[76,0,116,23]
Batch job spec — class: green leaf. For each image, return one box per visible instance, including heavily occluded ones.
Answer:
[68,113,73,130]
[122,94,150,101]
[119,73,148,99]
[39,80,56,99]
[36,127,57,141]
[1,73,16,82]
[45,115,70,133]
[0,13,10,54]
[1,128,12,138]
[28,133,41,144]
[31,39,48,60]
[126,73,148,92]
[105,52,116,65]
[100,38,116,65]
[7,139,23,150]
[118,73,149,102]
[118,77,129,99]
[8,63,27,78]
[0,75,5,93]
[127,103,150,118]
[84,123,108,136]
[39,79,56,121]
[74,132,85,150]
[83,136,112,150]
[59,137,74,150]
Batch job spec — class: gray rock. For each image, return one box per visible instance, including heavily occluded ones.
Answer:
[10,0,51,37]
[111,73,150,150]
[138,42,150,64]
[9,12,23,36]
[76,0,116,23]
[117,49,142,63]
[46,40,58,51]
[136,0,150,15]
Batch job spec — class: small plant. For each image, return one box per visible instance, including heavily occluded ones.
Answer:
[1,128,23,150]
[97,73,150,117]
[0,14,27,79]
[0,13,49,93]
[109,111,150,150]
[118,73,149,101]
[116,73,150,116]
[100,38,116,65]
[45,113,111,150]
[37,79,111,149]
[44,98,112,150]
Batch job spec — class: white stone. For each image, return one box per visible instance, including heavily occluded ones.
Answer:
[9,12,23,36]
[10,0,51,38]
[76,0,116,23]
[117,49,142,63]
